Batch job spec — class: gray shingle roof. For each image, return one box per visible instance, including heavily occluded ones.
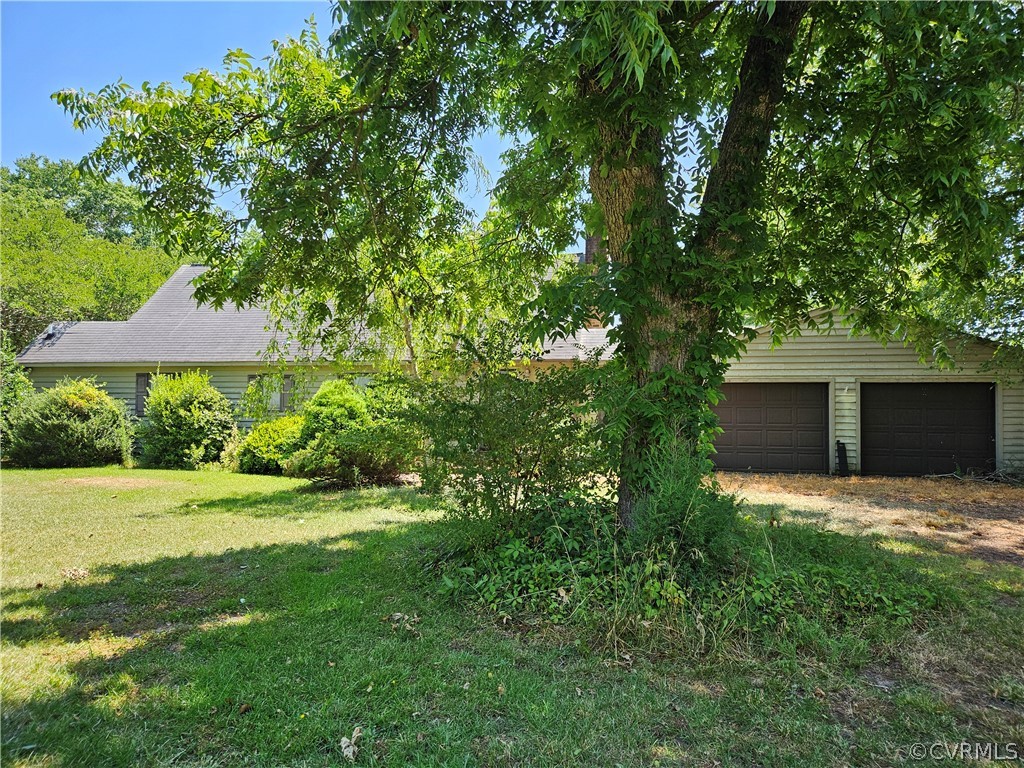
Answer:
[17,266,301,365]
[17,265,611,366]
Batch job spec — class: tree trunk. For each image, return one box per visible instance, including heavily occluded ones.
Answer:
[588,2,809,528]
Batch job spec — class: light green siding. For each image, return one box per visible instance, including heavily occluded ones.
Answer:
[23,364,337,425]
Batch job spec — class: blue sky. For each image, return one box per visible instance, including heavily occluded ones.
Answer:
[1,1,507,215]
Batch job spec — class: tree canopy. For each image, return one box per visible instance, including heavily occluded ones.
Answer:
[1,156,181,350]
[56,1,1024,519]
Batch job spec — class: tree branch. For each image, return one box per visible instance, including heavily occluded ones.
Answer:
[692,2,810,263]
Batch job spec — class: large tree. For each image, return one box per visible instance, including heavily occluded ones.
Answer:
[57,2,1024,523]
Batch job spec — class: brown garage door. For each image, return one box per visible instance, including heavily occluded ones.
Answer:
[712,383,829,473]
[861,383,995,476]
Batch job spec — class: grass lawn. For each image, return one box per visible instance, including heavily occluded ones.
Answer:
[2,468,1022,767]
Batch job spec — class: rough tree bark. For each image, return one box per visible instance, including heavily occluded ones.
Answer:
[587,2,810,527]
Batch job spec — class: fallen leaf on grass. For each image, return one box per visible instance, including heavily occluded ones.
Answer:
[382,612,422,638]
[339,726,363,762]
[238,703,252,714]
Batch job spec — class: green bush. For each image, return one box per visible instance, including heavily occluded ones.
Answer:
[1,342,34,452]
[299,379,369,444]
[139,371,236,469]
[411,363,607,551]
[285,420,418,487]
[282,378,416,487]
[5,378,133,467]
[217,425,244,472]
[440,505,947,655]
[627,435,739,569]
[363,374,414,422]
[237,415,305,475]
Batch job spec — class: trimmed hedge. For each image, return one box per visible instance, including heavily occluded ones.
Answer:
[299,379,370,444]
[237,415,305,475]
[285,420,418,487]
[139,371,236,469]
[5,378,133,467]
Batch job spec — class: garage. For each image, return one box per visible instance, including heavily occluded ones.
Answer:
[860,383,996,476]
[712,383,829,473]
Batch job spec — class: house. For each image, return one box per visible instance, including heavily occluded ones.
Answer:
[15,264,606,422]
[18,265,1024,476]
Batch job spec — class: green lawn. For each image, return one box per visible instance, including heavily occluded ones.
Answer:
[2,468,1022,767]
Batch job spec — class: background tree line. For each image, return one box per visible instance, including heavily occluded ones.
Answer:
[1,155,182,352]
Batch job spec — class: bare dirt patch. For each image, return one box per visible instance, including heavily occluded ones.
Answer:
[718,473,1024,566]
[62,477,168,490]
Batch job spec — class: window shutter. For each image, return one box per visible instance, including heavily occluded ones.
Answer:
[135,373,151,417]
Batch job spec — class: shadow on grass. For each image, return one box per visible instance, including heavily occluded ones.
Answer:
[164,484,439,519]
[1,519,463,766]
[2,497,1021,767]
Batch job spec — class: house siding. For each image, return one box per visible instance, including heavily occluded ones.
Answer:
[723,321,1024,472]
[23,365,337,426]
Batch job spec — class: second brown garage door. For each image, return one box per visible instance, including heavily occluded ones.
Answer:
[860,383,996,476]
[712,383,829,473]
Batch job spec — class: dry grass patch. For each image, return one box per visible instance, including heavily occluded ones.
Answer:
[719,473,1024,566]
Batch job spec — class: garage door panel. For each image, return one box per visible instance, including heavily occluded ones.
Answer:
[893,431,923,450]
[861,383,995,476]
[927,410,957,428]
[735,430,764,447]
[767,407,796,424]
[713,384,828,473]
[797,407,825,424]
[797,430,824,448]
[736,407,765,424]
[894,409,923,426]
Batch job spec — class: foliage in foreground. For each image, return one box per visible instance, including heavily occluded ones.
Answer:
[4,378,133,467]
[412,362,611,550]
[440,498,947,656]
[414,364,945,654]
[139,371,236,469]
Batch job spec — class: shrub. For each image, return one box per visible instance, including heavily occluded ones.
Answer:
[440,503,947,655]
[139,371,236,469]
[237,415,305,475]
[217,425,244,472]
[627,435,739,570]
[285,420,418,487]
[5,378,133,467]
[299,379,370,444]
[411,363,608,551]
[1,342,33,452]
[282,378,416,487]
[363,374,414,422]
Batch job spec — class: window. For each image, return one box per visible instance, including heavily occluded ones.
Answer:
[280,375,294,412]
[135,373,151,417]
[247,374,294,412]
